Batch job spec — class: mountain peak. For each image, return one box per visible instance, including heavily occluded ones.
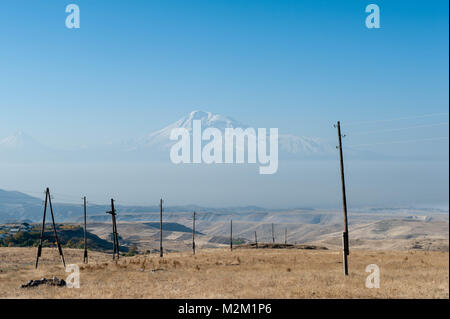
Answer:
[161,110,247,132]
[140,110,248,147]
[188,110,212,120]
[0,130,39,149]
[124,110,338,158]
[179,110,247,130]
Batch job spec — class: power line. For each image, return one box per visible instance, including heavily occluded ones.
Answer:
[345,112,449,126]
[351,122,448,135]
[347,136,448,148]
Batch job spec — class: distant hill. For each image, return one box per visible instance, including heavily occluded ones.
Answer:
[0,224,128,252]
[1,188,448,254]
[0,189,110,223]
[0,188,278,223]
[208,236,247,245]
[143,222,203,234]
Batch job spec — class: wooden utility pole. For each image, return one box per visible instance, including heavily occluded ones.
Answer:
[272,223,275,243]
[112,199,119,260]
[230,219,233,251]
[83,196,88,264]
[160,198,163,257]
[192,211,196,255]
[106,199,119,260]
[254,231,258,248]
[35,188,65,269]
[336,121,350,275]
[285,227,287,245]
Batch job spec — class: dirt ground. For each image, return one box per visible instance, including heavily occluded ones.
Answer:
[0,247,448,298]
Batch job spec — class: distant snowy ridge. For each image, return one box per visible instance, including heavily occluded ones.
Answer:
[0,111,364,161]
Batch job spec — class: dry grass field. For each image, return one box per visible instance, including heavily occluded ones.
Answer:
[0,247,448,299]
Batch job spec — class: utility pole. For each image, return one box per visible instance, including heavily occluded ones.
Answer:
[254,231,258,248]
[285,227,287,245]
[83,196,88,264]
[112,199,119,260]
[35,188,65,268]
[336,121,350,276]
[192,211,196,255]
[160,198,163,257]
[230,219,233,251]
[106,199,119,260]
[272,223,275,243]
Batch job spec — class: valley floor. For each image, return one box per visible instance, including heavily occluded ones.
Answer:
[0,247,448,298]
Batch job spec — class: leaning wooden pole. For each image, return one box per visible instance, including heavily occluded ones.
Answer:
[337,121,350,275]
[35,189,48,269]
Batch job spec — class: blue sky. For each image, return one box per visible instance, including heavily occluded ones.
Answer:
[0,0,448,207]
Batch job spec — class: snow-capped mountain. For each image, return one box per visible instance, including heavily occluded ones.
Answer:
[131,110,335,158]
[140,110,249,149]
[0,111,361,162]
[0,130,57,162]
[0,131,41,150]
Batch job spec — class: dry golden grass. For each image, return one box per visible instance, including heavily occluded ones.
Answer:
[0,247,448,299]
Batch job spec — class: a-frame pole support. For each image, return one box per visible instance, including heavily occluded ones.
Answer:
[35,188,65,268]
